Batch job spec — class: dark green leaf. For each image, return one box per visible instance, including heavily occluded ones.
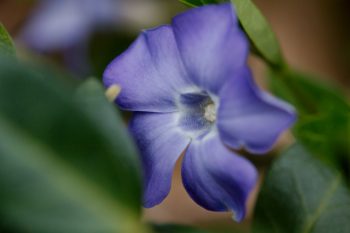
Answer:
[0,57,147,233]
[153,224,246,233]
[179,0,219,7]
[153,224,211,233]
[231,0,284,68]
[74,78,143,211]
[0,118,144,233]
[0,24,15,56]
[253,144,350,233]
[269,69,350,177]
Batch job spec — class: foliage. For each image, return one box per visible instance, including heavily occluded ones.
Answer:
[0,23,15,56]
[269,69,350,178]
[0,57,147,233]
[153,224,212,233]
[0,0,350,231]
[253,144,350,233]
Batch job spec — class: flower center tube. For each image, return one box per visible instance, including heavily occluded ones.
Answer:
[176,91,217,138]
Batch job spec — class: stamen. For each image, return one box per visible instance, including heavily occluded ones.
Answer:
[105,84,121,102]
[177,91,217,138]
[204,103,216,122]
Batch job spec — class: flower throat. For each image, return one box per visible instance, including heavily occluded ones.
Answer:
[177,91,217,138]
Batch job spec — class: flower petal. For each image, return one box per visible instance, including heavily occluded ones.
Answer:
[217,67,296,154]
[130,113,191,207]
[171,3,249,94]
[182,135,257,221]
[104,26,192,113]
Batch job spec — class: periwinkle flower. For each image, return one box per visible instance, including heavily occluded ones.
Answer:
[104,3,296,221]
[21,0,118,51]
[20,0,119,74]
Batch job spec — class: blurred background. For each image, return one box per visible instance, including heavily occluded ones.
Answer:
[1,0,349,231]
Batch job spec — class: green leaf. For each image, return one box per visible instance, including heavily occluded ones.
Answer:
[231,0,284,68]
[0,57,147,233]
[74,78,143,211]
[253,144,350,233]
[0,23,15,56]
[152,224,246,233]
[153,224,211,233]
[269,69,350,177]
[179,0,219,7]
[0,118,144,233]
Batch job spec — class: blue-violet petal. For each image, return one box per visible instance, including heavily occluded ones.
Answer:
[217,67,296,154]
[182,135,257,221]
[172,3,249,94]
[104,26,192,112]
[130,112,191,207]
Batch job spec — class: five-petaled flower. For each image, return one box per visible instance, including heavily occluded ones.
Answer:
[104,3,296,221]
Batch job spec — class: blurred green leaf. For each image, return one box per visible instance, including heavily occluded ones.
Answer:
[231,0,284,68]
[152,224,245,233]
[179,0,219,7]
[269,69,350,177]
[0,118,144,233]
[74,78,143,211]
[253,144,350,233]
[0,23,15,56]
[0,57,147,233]
[153,224,211,233]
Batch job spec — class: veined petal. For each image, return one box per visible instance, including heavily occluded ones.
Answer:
[172,3,249,94]
[130,113,191,207]
[182,135,257,222]
[104,26,192,113]
[217,67,296,154]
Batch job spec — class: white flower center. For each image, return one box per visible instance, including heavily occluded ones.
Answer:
[176,91,218,138]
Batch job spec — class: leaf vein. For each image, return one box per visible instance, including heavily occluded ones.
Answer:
[300,175,341,233]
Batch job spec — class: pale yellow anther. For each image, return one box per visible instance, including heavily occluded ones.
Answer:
[105,84,121,102]
[204,103,216,122]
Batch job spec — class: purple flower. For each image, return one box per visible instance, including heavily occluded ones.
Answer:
[21,0,118,51]
[20,0,119,74]
[104,3,296,221]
